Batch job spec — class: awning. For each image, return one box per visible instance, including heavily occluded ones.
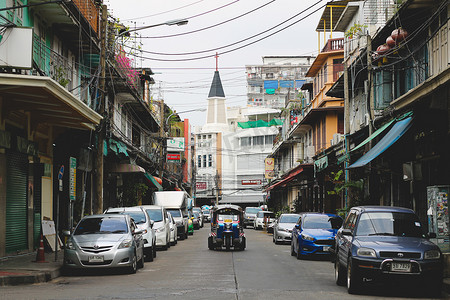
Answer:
[109,164,145,173]
[347,116,413,169]
[0,74,102,129]
[350,119,395,152]
[144,172,163,191]
[266,166,304,191]
[219,194,264,204]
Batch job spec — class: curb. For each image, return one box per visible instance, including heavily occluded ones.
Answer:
[0,267,62,286]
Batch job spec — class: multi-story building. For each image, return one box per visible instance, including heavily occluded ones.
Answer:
[246,56,315,109]
[265,4,346,214]
[194,70,282,207]
[0,0,102,256]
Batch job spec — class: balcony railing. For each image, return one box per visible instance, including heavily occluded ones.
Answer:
[32,34,93,106]
[72,0,99,34]
[321,38,344,53]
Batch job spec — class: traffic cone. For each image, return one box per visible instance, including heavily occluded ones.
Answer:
[34,233,48,263]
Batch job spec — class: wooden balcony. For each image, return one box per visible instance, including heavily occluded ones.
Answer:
[321,38,344,53]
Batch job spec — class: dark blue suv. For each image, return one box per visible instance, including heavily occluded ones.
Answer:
[334,206,443,295]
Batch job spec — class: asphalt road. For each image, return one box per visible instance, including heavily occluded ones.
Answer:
[1,225,446,300]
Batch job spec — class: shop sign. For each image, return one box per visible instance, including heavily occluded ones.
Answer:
[167,153,181,161]
[314,156,328,173]
[196,182,207,190]
[167,137,185,152]
[242,180,262,185]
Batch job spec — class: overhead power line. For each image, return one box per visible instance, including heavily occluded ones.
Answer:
[122,0,326,62]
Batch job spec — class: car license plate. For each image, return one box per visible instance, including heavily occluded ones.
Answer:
[224,219,232,223]
[391,262,411,272]
[88,255,104,263]
[323,246,330,252]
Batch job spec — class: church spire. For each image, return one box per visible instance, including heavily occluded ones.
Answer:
[208,71,225,98]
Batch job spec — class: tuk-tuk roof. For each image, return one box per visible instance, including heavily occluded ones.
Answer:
[212,204,243,213]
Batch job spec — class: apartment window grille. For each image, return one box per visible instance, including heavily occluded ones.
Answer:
[203,155,207,168]
[208,154,213,167]
[198,155,201,168]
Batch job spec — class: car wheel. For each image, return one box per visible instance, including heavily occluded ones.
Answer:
[424,275,443,297]
[137,251,144,269]
[243,224,247,229]
[146,247,154,262]
[290,241,295,256]
[296,244,303,260]
[128,253,137,274]
[347,258,361,294]
[208,236,214,250]
[335,256,346,286]
[153,243,157,258]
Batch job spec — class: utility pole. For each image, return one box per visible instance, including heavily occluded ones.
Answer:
[159,99,165,178]
[95,4,108,214]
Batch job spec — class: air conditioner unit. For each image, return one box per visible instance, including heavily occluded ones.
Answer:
[332,133,344,145]
[306,146,315,158]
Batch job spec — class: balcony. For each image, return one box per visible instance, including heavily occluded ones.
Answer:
[72,0,99,35]
[32,34,93,106]
[321,38,344,53]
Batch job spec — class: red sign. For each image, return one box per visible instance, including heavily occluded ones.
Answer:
[196,182,207,190]
[242,179,262,185]
[167,153,181,160]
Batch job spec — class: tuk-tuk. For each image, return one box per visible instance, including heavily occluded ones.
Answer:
[208,204,246,251]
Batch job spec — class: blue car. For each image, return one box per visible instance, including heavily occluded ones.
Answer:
[291,212,343,259]
[334,206,443,296]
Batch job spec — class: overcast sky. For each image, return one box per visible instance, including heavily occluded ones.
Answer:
[105,0,335,126]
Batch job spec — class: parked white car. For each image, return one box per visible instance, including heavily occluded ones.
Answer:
[167,212,178,246]
[254,211,276,230]
[104,207,156,261]
[140,205,171,250]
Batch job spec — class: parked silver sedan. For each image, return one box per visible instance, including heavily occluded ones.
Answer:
[273,213,301,244]
[64,214,145,274]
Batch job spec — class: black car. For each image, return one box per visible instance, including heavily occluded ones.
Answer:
[334,206,443,296]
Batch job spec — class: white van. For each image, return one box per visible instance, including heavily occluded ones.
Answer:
[153,191,189,240]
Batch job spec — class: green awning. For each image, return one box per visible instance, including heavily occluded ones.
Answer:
[107,139,129,157]
[351,119,395,152]
[144,172,163,191]
[238,118,282,129]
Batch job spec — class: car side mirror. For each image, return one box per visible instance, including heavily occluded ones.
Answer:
[63,230,71,236]
[295,224,300,229]
[150,220,154,228]
[427,232,437,238]
[342,229,353,236]
[134,229,144,235]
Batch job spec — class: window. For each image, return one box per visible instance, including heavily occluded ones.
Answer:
[241,137,251,147]
[265,135,275,145]
[203,155,207,167]
[333,58,344,81]
[208,154,213,167]
[253,136,264,146]
[198,155,201,168]
[208,134,212,139]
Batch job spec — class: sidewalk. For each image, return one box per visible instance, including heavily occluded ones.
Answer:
[0,251,63,286]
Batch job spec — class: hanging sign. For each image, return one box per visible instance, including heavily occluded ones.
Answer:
[69,157,76,202]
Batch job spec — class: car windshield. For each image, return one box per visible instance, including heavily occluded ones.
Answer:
[246,208,261,214]
[218,214,238,221]
[280,215,300,223]
[303,215,342,229]
[74,217,128,235]
[203,211,210,215]
[356,212,423,237]
[146,209,163,222]
[166,209,181,218]
[193,208,201,213]
[105,210,146,224]
[257,212,275,218]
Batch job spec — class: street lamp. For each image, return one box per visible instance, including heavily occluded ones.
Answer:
[117,18,188,38]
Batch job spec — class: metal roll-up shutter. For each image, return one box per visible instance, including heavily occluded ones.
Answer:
[6,151,28,253]
[33,163,43,248]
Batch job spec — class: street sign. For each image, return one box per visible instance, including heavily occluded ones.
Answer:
[58,165,64,180]
[69,157,76,202]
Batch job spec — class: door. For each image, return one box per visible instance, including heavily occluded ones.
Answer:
[6,151,28,253]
